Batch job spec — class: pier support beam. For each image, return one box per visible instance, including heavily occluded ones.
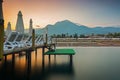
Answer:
[42,47,45,65]
[19,52,22,56]
[4,55,7,61]
[12,54,15,63]
[42,47,45,72]
[54,55,56,65]
[49,54,51,63]
[69,55,73,66]
[0,0,4,60]
[25,50,31,80]
[35,48,37,54]
[54,55,56,61]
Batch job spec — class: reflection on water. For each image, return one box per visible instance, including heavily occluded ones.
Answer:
[0,47,120,80]
[0,48,74,80]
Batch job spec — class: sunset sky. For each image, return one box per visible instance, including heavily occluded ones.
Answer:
[3,0,120,30]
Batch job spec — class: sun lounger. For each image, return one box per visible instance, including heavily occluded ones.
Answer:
[14,33,24,48]
[4,31,19,50]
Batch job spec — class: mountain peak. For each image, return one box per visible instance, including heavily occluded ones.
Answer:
[56,20,73,24]
[54,20,77,26]
[61,20,72,23]
[55,20,85,27]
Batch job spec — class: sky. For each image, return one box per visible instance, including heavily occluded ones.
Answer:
[2,0,120,30]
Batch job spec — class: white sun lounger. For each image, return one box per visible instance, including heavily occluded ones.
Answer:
[14,33,24,48]
[4,31,19,50]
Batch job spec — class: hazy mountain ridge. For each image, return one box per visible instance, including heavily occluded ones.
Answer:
[35,20,120,35]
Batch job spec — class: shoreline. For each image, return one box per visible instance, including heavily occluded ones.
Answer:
[55,41,120,47]
[52,38,120,47]
[57,46,120,47]
[56,45,120,47]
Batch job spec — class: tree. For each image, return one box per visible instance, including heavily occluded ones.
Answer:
[70,35,73,38]
[80,34,85,38]
[62,33,66,38]
[74,33,78,39]
[51,34,56,38]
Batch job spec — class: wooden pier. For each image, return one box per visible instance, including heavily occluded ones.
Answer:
[3,43,55,60]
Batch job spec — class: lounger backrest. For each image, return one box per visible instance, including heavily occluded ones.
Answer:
[7,32,18,42]
[27,36,32,42]
[15,34,24,42]
[22,35,29,41]
[38,35,43,42]
[35,35,41,43]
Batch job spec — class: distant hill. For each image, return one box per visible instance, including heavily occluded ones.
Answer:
[35,20,120,36]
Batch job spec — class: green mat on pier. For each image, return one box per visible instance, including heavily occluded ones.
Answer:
[45,49,75,55]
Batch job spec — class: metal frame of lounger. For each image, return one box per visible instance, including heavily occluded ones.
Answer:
[4,31,19,50]
[25,36,32,47]
[14,33,24,48]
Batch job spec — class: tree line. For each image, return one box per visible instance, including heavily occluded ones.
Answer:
[51,32,120,38]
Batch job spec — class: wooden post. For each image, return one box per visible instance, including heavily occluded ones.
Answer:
[19,52,22,56]
[5,55,7,61]
[32,29,35,49]
[54,55,56,65]
[12,54,15,80]
[42,47,45,65]
[35,48,37,54]
[46,33,48,45]
[70,55,73,66]
[44,26,48,46]
[12,54,15,63]
[41,47,45,76]
[0,0,4,60]
[49,54,51,63]
[26,50,31,80]
[0,23,4,60]
[54,55,56,61]
[26,51,28,60]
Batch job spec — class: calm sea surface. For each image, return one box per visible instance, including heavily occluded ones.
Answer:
[0,47,120,80]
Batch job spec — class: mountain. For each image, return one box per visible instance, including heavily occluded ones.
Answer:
[35,20,120,36]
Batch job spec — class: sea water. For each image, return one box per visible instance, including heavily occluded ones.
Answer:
[0,47,120,80]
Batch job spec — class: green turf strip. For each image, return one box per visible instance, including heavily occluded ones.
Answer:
[45,49,75,55]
